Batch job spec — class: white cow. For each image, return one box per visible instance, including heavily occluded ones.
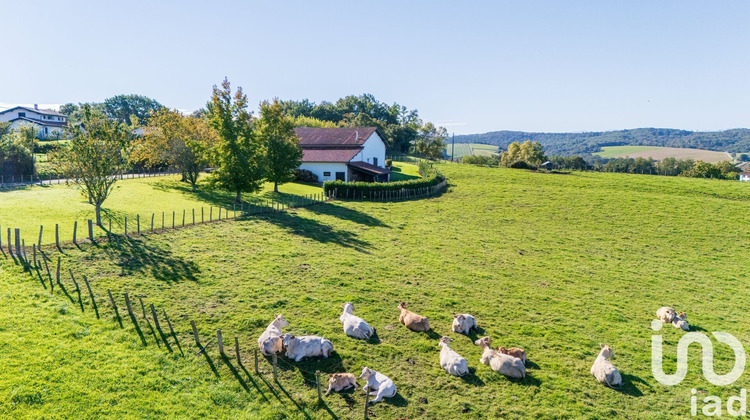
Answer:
[257,314,288,356]
[672,311,690,331]
[282,333,333,362]
[451,313,477,335]
[656,307,677,324]
[591,344,623,387]
[340,302,374,340]
[474,336,525,379]
[359,367,397,404]
[439,337,469,376]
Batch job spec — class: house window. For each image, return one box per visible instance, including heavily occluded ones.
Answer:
[373,157,378,167]
[335,172,345,181]
[18,112,25,118]
[323,171,331,177]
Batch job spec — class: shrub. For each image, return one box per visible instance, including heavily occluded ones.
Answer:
[324,160,445,199]
[385,158,393,167]
[293,169,318,183]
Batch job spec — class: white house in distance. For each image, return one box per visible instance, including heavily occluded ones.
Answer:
[294,126,390,183]
[740,172,750,182]
[0,105,68,139]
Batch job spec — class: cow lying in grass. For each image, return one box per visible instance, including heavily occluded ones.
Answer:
[591,344,622,387]
[360,367,397,404]
[326,373,357,395]
[439,337,469,376]
[451,313,477,335]
[281,333,333,362]
[257,315,288,356]
[474,336,525,379]
[340,302,374,340]
[398,302,430,332]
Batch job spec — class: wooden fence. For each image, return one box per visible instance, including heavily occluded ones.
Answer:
[0,169,179,189]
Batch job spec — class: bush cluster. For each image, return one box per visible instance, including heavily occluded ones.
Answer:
[323,160,445,199]
[293,169,318,183]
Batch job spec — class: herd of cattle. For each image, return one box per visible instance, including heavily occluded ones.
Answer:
[256,302,692,403]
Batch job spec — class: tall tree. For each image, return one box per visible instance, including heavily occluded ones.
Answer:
[131,109,217,190]
[414,122,447,159]
[206,78,265,203]
[103,94,164,125]
[57,105,129,226]
[258,100,303,192]
[501,141,546,168]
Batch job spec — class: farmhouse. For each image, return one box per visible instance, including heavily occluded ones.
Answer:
[294,126,390,183]
[740,172,750,182]
[0,105,68,139]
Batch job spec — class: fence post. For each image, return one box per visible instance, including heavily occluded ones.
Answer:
[124,217,128,237]
[254,349,259,373]
[201,207,204,223]
[38,225,43,249]
[217,329,224,355]
[182,210,185,227]
[88,219,94,243]
[172,211,175,229]
[210,207,213,222]
[7,228,11,255]
[192,209,195,225]
[235,336,241,365]
[364,389,370,419]
[56,224,61,249]
[272,354,278,381]
[14,228,21,256]
[137,215,140,235]
[73,221,77,244]
[162,212,165,231]
[151,213,155,232]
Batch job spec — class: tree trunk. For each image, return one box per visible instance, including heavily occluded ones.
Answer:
[95,204,102,226]
[235,190,242,203]
[191,182,197,192]
[274,182,278,193]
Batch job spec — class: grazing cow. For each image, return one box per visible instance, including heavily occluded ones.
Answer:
[359,367,397,404]
[591,344,623,387]
[672,311,690,331]
[281,333,333,362]
[257,314,288,356]
[326,373,357,395]
[656,307,677,323]
[474,336,525,379]
[398,302,430,332]
[451,314,477,335]
[439,337,469,376]
[340,302,374,340]
[497,346,527,365]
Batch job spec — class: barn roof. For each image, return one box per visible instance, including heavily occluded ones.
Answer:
[301,147,361,163]
[294,127,378,146]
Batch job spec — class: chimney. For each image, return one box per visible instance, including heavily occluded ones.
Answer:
[355,130,359,141]
[34,104,38,110]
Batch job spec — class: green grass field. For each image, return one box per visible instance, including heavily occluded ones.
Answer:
[0,175,322,247]
[2,164,750,418]
[594,145,733,162]
[445,143,499,160]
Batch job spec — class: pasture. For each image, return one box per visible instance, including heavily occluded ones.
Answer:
[594,145,733,162]
[446,143,499,160]
[2,164,750,418]
[0,175,321,247]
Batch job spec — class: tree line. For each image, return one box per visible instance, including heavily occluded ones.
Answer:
[462,141,744,181]
[47,78,303,226]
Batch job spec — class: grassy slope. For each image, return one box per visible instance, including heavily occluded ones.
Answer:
[0,176,321,247]
[595,145,731,162]
[3,164,750,418]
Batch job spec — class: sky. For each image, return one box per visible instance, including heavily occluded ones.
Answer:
[1,0,748,135]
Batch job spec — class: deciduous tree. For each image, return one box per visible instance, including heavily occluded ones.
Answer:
[258,100,303,192]
[206,78,265,203]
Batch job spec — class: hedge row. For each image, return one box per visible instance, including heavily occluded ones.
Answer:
[323,160,445,199]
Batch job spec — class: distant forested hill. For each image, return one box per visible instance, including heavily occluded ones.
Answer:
[454,128,750,156]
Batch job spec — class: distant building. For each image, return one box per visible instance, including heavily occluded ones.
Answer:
[294,127,390,183]
[740,172,750,182]
[0,105,68,139]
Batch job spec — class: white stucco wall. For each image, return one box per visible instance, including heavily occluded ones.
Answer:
[8,120,65,139]
[299,162,349,183]
[351,132,386,168]
[740,174,750,182]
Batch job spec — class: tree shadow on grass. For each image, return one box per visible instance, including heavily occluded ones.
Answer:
[304,201,389,228]
[389,165,420,181]
[257,212,371,252]
[150,179,235,208]
[102,235,199,283]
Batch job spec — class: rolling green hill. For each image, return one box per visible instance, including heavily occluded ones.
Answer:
[594,145,732,162]
[455,127,750,156]
[2,163,750,418]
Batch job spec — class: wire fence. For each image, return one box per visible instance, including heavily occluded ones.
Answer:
[0,169,180,189]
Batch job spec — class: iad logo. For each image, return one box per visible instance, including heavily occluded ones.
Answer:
[651,319,746,386]
[651,319,748,417]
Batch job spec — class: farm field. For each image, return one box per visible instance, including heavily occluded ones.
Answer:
[445,143,499,160]
[0,175,322,247]
[594,145,733,162]
[3,164,750,418]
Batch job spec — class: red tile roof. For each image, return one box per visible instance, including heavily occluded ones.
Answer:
[302,147,362,163]
[348,160,391,175]
[294,127,377,146]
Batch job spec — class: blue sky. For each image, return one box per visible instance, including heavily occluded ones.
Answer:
[1,1,748,134]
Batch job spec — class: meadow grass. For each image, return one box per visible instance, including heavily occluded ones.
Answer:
[0,175,322,247]
[2,164,750,418]
[594,145,732,162]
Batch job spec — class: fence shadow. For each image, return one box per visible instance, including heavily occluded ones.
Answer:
[258,212,371,252]
[102,235,199,283]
